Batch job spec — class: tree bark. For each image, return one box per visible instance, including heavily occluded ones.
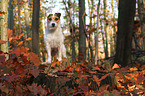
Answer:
[138,0,145,50]
[17,0,21,34]
[110,0,115,56]
[63,0,76,62]
[32,0,40,55]
[104,0,109,59]
[95,0,101,65]
[24,0,32,50]
[1,0,9,59]
[114,0,136,67]
[8,0,14,30]
[78,0,86,61]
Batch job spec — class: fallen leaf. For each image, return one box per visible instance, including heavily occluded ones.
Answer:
[28,52,41,65]
[0,40,7,44]
[30,68,39,78]
[26,37,31,41]
[99,84,109,91]
[112,63,120,69]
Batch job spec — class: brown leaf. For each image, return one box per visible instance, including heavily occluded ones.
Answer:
[27,83,48,95]
[10,48,21,56]
[92,66,101,71]
[0,11,6,15]
[30,68,39,78]
[99,84,109,91]
[0,40,7,44]
[28,52,41,65]
[136,75,145,84]
[80,85,89,91]
[21,55,29,64]
[93,75,100,86]
[0,54,5,63]
[99,73,111,81]
[111,90,120,96]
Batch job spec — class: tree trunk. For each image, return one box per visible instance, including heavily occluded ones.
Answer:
[95,0,101,64]
[78,0,86,61]
[8,0,14,30]
[17,0,21,34]
[104,0,109,59]
[63,0,76,62]
[114,0,136,67]
[110,0,115,56]
[32,0,40,55]
[24,0,32,50]
[138,0,145,50]
[1,0,9,59]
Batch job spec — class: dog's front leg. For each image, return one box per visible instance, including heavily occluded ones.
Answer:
[46,44,51,64]
[58,45,62,61]
[61,44,66,58]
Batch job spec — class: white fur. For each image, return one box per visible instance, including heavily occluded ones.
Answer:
[44,16,66,64]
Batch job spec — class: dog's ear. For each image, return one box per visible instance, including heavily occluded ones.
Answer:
[55,13,61,18]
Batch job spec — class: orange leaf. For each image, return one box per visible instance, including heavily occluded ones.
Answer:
[0,11,6,15]
[10,48,21,56]
[129,67,138,72]
[51,61,60,67]
[93,75,100,86]
[17,41,23,46]
[8,29,13,38]
[112,63,120,69]
[100,73,111,81]
[28,52,41,65]
[26,37,31,41]
[19,33,25,39]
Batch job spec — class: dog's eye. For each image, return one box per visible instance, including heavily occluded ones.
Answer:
[55,18,59,21]
[48,18,52,21]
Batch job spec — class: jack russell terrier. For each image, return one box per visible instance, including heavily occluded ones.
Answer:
[44,13,66,64]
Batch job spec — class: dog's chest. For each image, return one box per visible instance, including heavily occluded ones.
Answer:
[44,33,64,48]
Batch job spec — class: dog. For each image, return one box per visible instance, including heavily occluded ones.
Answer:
[44,13,66,64]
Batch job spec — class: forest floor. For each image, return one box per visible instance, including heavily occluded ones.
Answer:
[0,39,145,95]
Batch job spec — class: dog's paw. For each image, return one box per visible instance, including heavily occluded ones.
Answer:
[58,58,62,61]
[42,60,51,65]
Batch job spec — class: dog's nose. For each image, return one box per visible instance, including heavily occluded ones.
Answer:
[52,23,55,27]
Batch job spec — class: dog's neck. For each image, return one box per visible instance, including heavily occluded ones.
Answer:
[46,21,61,33]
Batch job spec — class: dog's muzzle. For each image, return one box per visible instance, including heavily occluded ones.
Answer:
[52,23,55,27]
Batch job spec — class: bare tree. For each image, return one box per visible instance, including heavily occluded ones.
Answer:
[138,0,145,50]
[8,0,14,30]
[78,0,86,61]
[1,0,9,59]
[32,0,40,55]
[95,0,101,64]
[17,0,21,34]
[104,0,109,58]
[114,0,136,67]
[24,0,32,49]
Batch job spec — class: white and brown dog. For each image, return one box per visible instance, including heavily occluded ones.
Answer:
[44,13,66,64]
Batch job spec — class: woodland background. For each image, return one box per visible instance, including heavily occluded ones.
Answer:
[0,0,145,96]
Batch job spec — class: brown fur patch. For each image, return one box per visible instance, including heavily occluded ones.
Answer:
[47,13,61,23]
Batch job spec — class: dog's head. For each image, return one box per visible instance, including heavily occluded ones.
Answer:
[47,13,61,30]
